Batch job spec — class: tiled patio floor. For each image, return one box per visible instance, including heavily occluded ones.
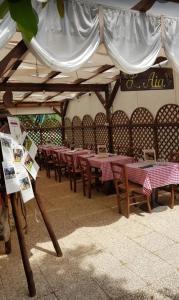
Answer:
[1,170,179,299]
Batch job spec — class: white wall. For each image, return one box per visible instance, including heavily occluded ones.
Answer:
[66,69,179,120]
[66,93,105,120]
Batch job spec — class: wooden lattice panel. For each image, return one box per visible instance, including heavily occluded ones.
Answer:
[112,110,130,154]
[156,104,179,159]
[27,130,41,145]
[131,107,155,159]
[94,113,109,151]
[41,118,61,128]
[82,115,95,149]
[41,128,62,145]
[156,104,179,124]
[72,116,83,148]
[64,118,73,144]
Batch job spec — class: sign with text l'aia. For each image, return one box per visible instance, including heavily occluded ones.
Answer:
[121,68,174,91]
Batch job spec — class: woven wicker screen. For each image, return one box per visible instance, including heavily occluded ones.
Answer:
[131,107,155,159]
[111,110,130,155]
[64,118,73,144]
[94,112,109,151]
[82,115,95,150]
[155,104,179,160]
[72,116,83,148]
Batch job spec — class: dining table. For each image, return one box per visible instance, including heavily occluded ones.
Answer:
[79,153,134,182]
[126,161,179,207]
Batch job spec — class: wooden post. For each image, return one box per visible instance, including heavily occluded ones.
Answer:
[10,194,36,297]
[32,180,62,257]
[105,87,114,153]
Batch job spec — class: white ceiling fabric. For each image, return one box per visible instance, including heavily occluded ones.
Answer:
[30,0,100,72]
[0,9,15,48]
[103,8,161,74]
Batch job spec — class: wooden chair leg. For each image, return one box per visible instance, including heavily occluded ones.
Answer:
[170,185,175,209]
[74,175,77,193]
[69,173,73,190]
[147,196,152,213]
[54,167,57,181]
[58,167,62,183]
[126,196,130,218]
[82,177,86,196]
[88,181,91,199]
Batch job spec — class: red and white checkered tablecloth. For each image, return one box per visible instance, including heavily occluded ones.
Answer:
[87,155,134,182]
[53,148,70,160]
[126,162,179,195]
[58,149,92,168]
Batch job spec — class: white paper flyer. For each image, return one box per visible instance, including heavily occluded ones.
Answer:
[16,164,34,203]
[22,132,37,159]
[7,116,22,144]
[0,133,14,162]
[2,161,20,194]
[23,151,39,180]
[13,144,24,164]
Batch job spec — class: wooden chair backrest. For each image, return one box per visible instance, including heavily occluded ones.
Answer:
[65,154,75,172]
[78,156,91,180]
[111,162,129,195]
[169,151,179,162]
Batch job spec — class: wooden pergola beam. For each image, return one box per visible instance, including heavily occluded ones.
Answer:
[132,0,156,12]
[0,40,27,78]
[0,101,64,108]
[21,71,61,101]
[0,83,108,92]
[95,92,106,107]
[43,64,114,103]
[107,79,121,109]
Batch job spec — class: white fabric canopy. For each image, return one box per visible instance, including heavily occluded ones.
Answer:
[0,11,15,49]
[163,17,179,73]
[30,0,100,72]
[103,9,161,74]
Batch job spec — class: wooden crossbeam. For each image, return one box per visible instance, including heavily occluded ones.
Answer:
[95,92,106,107]
[20,71,60,102]
[107,79,121,109]
[0,83,108,92]
[0,40,27,78]
[44,64,114,103]
[132,0,156,12]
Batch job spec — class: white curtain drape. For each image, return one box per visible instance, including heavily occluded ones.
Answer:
[1,0,179,75]
[30,0,100,72]
[0,10,16,48]
[103,8,162,74]
[163,17,179,73]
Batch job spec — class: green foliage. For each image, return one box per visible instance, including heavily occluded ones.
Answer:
[56,0,64,17]
[7,0,38,42]
[0,0,64,41]
[0,0,8,19]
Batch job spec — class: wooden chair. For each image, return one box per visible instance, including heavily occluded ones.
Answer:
[64,154,81,192]
[111,162,151,218]
[159,151,179,207]
[51,151,67,182]
[43,149,55,178]
[78,156,101,198]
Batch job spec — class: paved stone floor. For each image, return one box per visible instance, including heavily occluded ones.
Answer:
[1,171,179,299]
